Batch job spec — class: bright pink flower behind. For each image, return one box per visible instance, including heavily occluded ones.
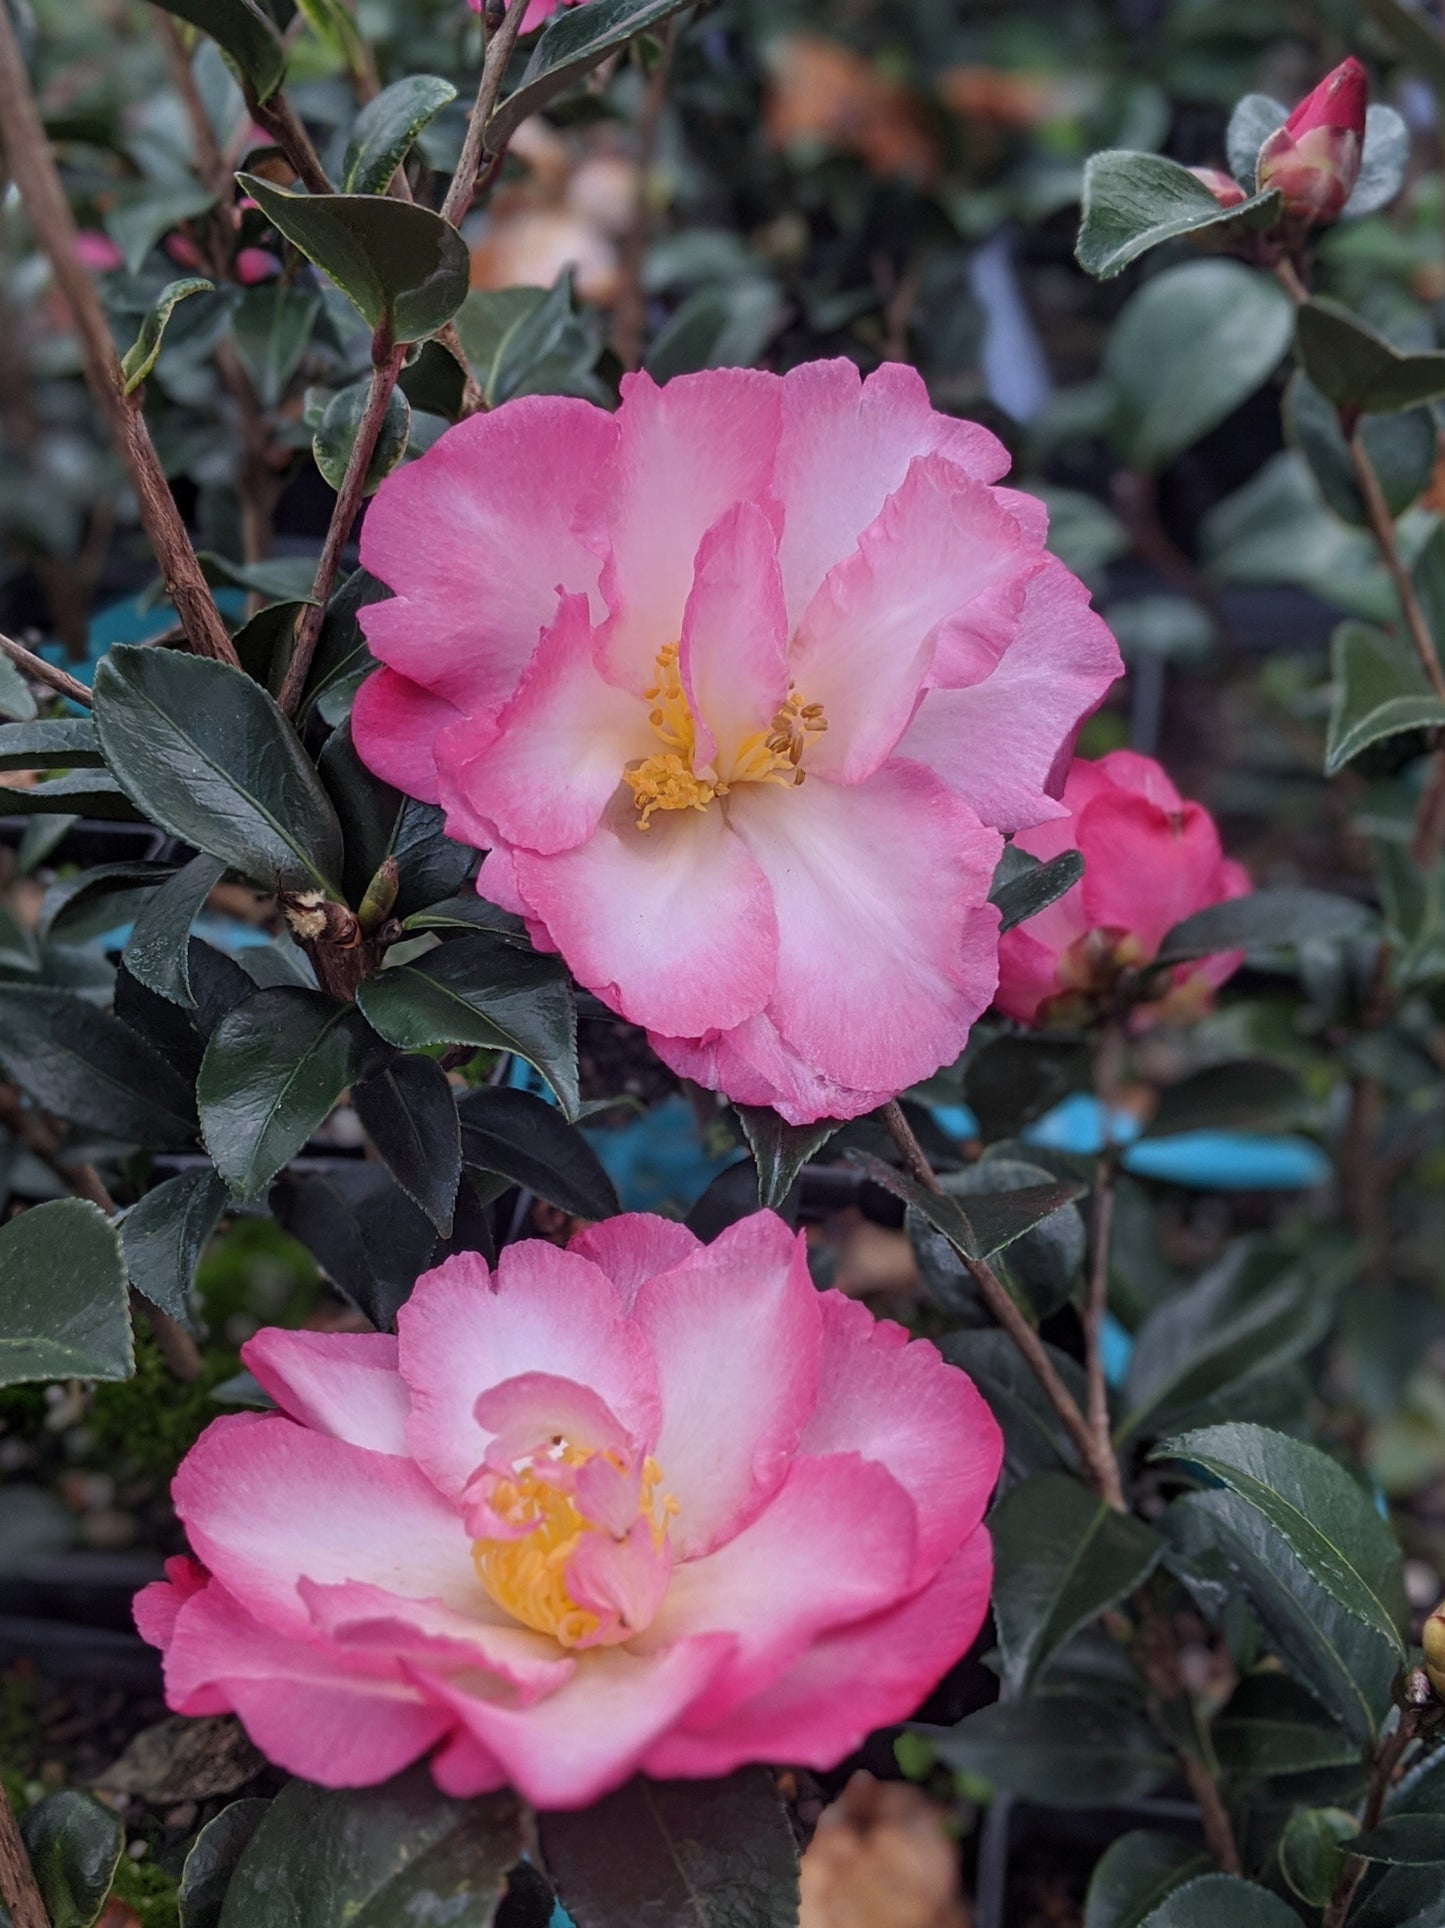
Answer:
[351,360,1121,1123]
[135,1213,1002,1809]
[994,751,1251,1027]
[1256,57,1368,224]
[74,229,123,274]
[467,0,576,29]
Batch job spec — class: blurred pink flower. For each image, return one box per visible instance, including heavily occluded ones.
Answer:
[74,229,123,273]
[994,750,1251,1027]
[136,1213,1002,1809]
[235,246,282,285]
[1256,56,1367,224]
[351,361,1121,1123]
[467,0,576,29]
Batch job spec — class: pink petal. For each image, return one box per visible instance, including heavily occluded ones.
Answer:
[791,455,1030,785]
[678,502,790,772]
[351,668,464,805]
[586,369,782,691]
[241,1330,411,1457]
[648,1015,895,1126]
[297,1578,572,1700]
[133,1556,208,1650]
[407,1634,736,1809]
[645,1530,992,1778]
[564,1516,672,1643]
[774,360,1009,627]
[1078,791,1229,956]
[567,1213,701,1313]
[396,1243,661,1502]
[631,1212,822,1558]
[512,803,777,1037]
[642,1453,918,1708]
[897,557,1122,833]
[993,923,1072,1027]
[726,761,1001,1095]
[435,595,649,856]
[798,1293,1001,1587]
[173,1414,479,1638]
[429,1730,509,1798]
[359,396,615,711]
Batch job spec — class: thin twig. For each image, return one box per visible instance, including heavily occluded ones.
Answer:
[0,631,93,707]
[0,4,238,666]
[612,17,680,373]
[1322,1709,1418,1928]
[441,0,531,229]
[245,86,332,196]
[879,1101,1124,1505]
[1348,434,1445,703]
[0,1784,47,1928]
[1085,1152,1125,1511]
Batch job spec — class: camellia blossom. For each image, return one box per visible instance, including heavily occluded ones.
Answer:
[994,751,1251,1027]
[352,360,1121,1123]
[467,0,576,30]
[134,1213,1002,1809]
[1256,56,1367,225]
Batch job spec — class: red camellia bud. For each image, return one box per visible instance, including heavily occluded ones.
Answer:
[1188,166,1248,209]
[1256,56,1368,225]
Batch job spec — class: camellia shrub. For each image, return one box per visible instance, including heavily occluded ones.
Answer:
[1,3,1445,1925]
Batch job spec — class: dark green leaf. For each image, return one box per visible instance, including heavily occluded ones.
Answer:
[300,569,393,726]
[40,862,168,944]
[238,176,470,343]
[1278,1807,1358,1905]
[1075,150,1281,279]
[1226,95,1286,185]
[1296,298,1445,412]
[179,1799,269,1928]
[122,854,229,1008]
[144,0,286,101]
[0,770,144,819]
[121,277,215,393]
[271,1164,440,1329]
[1154,1423,1406,1652]
[965,1034,1091,1140]
[1284,372,1434,526]
[1084,1831,1211,1928]
[735,1107,840,1211]
[457,1085,618,1220]
[1139,1874,1304,1927]
[105,183,217,276]
[539,1769,799,1928]
[197,552,319,603]
[230,285,323,408]
[849,1148,1084,1265]
[21,1790,125,1928]
[486,0,696,151]
[317,721,472,918]
[357,933,578,1115]
[233,599,307,694]
[1144,1061,1307,1138]
[0,650,38,721]
[938,1330,1088,1482]
[93,645,344,894]
[342,75,458,195]
[402,894,528,938]
[0,985,196,1147]
[1211,1674,1360,1775]
[314,378,411,496]
[1352,1815,1445,1863]
[991,848,1085,934]
[991,1471,1162,1692]
[217,1768,523,1927]
[0,718,102,770]
[1157,888,1375,963]
[198,987,365,1198]
[0,1200,132,1388]
[1325,620,1445,775]
[926,1694,1173,1806]
[120,1169,229,1323]
[352,1051,461,1235]
[644,280,785,382]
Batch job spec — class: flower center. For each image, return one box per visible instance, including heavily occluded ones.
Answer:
[471,1445,676,1649]
[622,642,828,831]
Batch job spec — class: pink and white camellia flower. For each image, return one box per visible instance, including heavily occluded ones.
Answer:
[134,1212,1002,1809]
[350,359,1122,1124]
[994,751,1251,1028]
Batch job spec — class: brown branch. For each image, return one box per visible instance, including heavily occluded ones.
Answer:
[245,85,332,196]
[1348,434,1445,704]
[154,13,232,202]
[0,3,237,666]
[1134,1595,1243,1873]
[1322,1709,1419,1928]
[1085,1152,1126,1512]
[879,1101,1125,1506]
[612,17,680,374]
[441,0,531,229]
[0,630,93,707]
[0,1784,47,1928]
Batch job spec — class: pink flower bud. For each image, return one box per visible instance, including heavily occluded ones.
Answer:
[73,229,123,274]
[1188,166,1247,210]
[236,247,281,285]
[164,231,205,271]
[1256,56,1368,225]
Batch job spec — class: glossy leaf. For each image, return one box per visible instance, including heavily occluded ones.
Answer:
[93,645,344,894]
[40,861,167,943]
[850,1148,1084,1265]
[342,75,458,195]
[539,1769,800,1928]
[1084,1831,1210,1928]
[120,1168,229,1324]
[21,1790,125,1928]
[198,987,365,1199]
[456,1085,618,1221]
[351,1050,461,1235]
[144,0,286,100]
[216,1769,523,1927]
[991,1472,1163,1691]
[230,285,323,408]
[0,769,144,818]
[0,1200,132,1388]
[1144,1061,1307,1138]
[927,1694,1173,1806]
[1325,620,1445,774]
[121,276,215,392]
[317,721,474,918]
[1296,298,1445,412]
[1157,887,1375,962]
[179,1799,269,1928]
[238,175,470,343]
[271,1163,442,1330]
[0,985,197,1146]
[1139,1875,1304,1927]
[357,932,578,1115]
[486,0,697,150]
[122,853,229,1008]
[0,717,101,770]
[314,378,411,496]
[1279,1808,1358,1905]
[991,847,1085,933]
[1076,150,1280,279]
[1211,1673,1360,1775]
[939,1330,1088,1482]
[299,568,393,726]
[735,1106,841,1210]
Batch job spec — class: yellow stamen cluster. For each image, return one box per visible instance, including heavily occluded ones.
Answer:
[472,1447,676,1649]
[623,642,828,831]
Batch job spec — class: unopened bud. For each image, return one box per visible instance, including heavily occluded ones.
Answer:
[1189,166,1247,210]
[357,854,400,935]
[1424,1601,1445,1700]
[1256,56,1367,226]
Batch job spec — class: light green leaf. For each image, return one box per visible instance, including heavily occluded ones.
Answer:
[121,277,215,393]
[1325,620,1445,774]
[342,75,458,195]
[1075,150,1280,279]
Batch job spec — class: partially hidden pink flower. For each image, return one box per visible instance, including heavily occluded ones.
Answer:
[1187,166,1247,210]
[994,750,1251,1028]
[135,1213,1002,1809]
[74,229,123,274]
[351,360,1122,1124]
[1256,56,1368,225]
[467,0,577,29]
